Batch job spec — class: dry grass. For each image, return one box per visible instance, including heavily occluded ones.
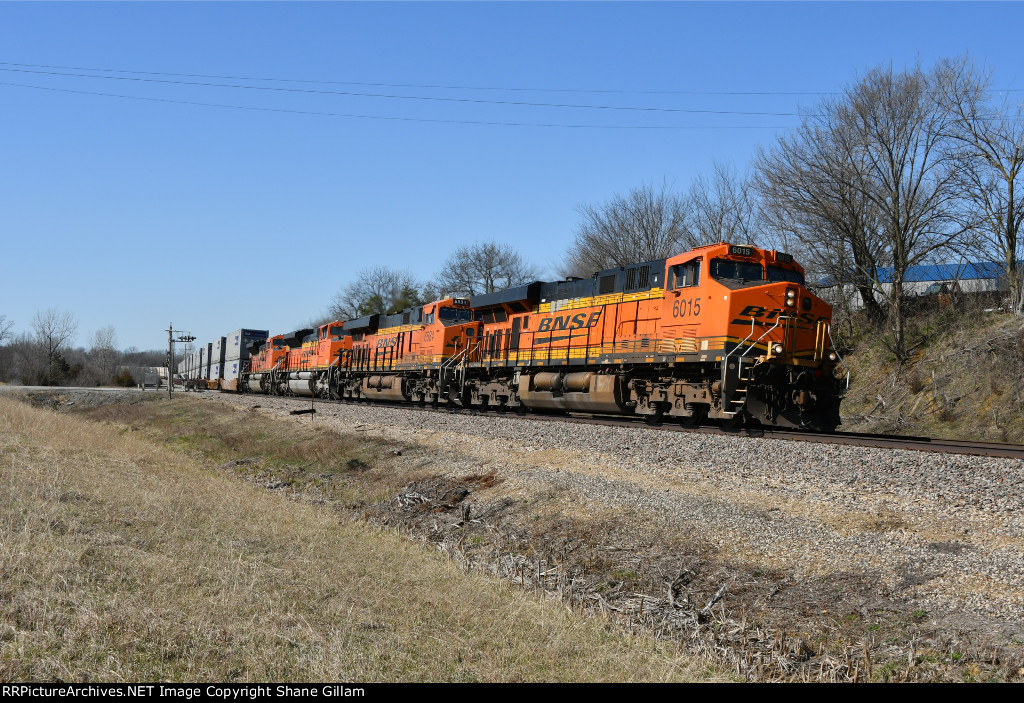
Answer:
[0,396,724,682]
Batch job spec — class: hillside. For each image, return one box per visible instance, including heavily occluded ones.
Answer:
[839,303,1024,443]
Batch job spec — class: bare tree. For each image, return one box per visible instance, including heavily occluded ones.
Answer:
[565,181,691,276]
[836,63,963,361]
[434,241,539,297]
[31,309,78,384]
[686,161,761,245]
[0,315,12,345]
[935,55,1024,312]
[754,104,888,321]
[90,325,119,382]
[329,266,423,319]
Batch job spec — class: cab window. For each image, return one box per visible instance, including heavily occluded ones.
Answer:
[439,307,474,325]
[766,265,804,284]
[669,260,700,289]
[711,258,764,282]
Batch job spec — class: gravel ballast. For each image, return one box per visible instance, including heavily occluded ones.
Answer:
[201,391,1024,633]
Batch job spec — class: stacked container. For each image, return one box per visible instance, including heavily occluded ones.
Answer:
[221,328,269,391]
[173,329,268,390]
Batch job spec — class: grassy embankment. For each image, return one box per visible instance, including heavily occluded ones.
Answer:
[0,394,724,682]
[840,304,1024,442]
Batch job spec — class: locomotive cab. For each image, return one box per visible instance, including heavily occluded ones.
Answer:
[657,244,843,429]
[432,298,481,357]
[707,245,840,428]
[312,321,351,368]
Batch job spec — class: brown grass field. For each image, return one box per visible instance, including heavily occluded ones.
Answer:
[0,394,726,682]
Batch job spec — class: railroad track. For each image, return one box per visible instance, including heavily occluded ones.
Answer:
[224,390,1024,461]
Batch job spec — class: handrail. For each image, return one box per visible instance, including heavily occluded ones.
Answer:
[719,315,795,416]
[741,315,795,359]
[439,341,480,402]
[719,318,759,416]
[721,317,758,389]
[723,317,757,367]
[439,341,475,379]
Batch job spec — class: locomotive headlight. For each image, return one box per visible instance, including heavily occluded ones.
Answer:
[772,343,784,355]
[828,351,838,362]
[785,288,797,307]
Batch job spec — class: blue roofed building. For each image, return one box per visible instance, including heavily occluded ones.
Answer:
[817,261,1008,311]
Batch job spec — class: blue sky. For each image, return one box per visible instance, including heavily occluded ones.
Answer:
[2,2,1022,351]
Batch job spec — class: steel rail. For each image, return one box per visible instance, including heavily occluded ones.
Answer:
[233,390,1024,461]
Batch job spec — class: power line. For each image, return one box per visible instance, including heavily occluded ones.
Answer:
[0,66,802,117]
[0,80,800,130]
[0,60,841,96]
[4,60,1021,98]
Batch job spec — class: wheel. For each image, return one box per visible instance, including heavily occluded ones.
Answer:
[644,407,664,426]
[679,412,702,428]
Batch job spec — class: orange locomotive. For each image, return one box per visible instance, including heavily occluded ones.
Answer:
[242,244,845,430]
[244,321,351,397]
[337,297,481,404]
[461,243,844,429]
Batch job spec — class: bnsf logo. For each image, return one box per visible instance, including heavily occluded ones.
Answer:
[376,338,400,348]
[735,305,829,325]
[537,311,602,333]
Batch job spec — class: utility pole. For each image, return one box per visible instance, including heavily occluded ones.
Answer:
[166,322,196,400]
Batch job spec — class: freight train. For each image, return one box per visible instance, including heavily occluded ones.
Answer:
[180,243,847,430]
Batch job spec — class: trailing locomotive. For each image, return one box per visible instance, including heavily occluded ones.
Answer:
[233,243,846,431]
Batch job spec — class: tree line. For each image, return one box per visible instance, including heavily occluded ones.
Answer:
[0,311,165,387]
[318,241,541,324]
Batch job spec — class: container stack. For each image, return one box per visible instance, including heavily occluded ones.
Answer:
[172,327,268,390]
[222,328,269,391]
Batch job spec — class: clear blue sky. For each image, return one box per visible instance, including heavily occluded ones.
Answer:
[2,2,1021,351]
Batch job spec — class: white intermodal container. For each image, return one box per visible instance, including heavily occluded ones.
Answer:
[213,336,227,367]
[225,328,270,362]
[221,358,244,391]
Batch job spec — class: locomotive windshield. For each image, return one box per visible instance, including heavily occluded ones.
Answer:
[767,265,804,284]
[711,259,764,283]
[439,307,474,325]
